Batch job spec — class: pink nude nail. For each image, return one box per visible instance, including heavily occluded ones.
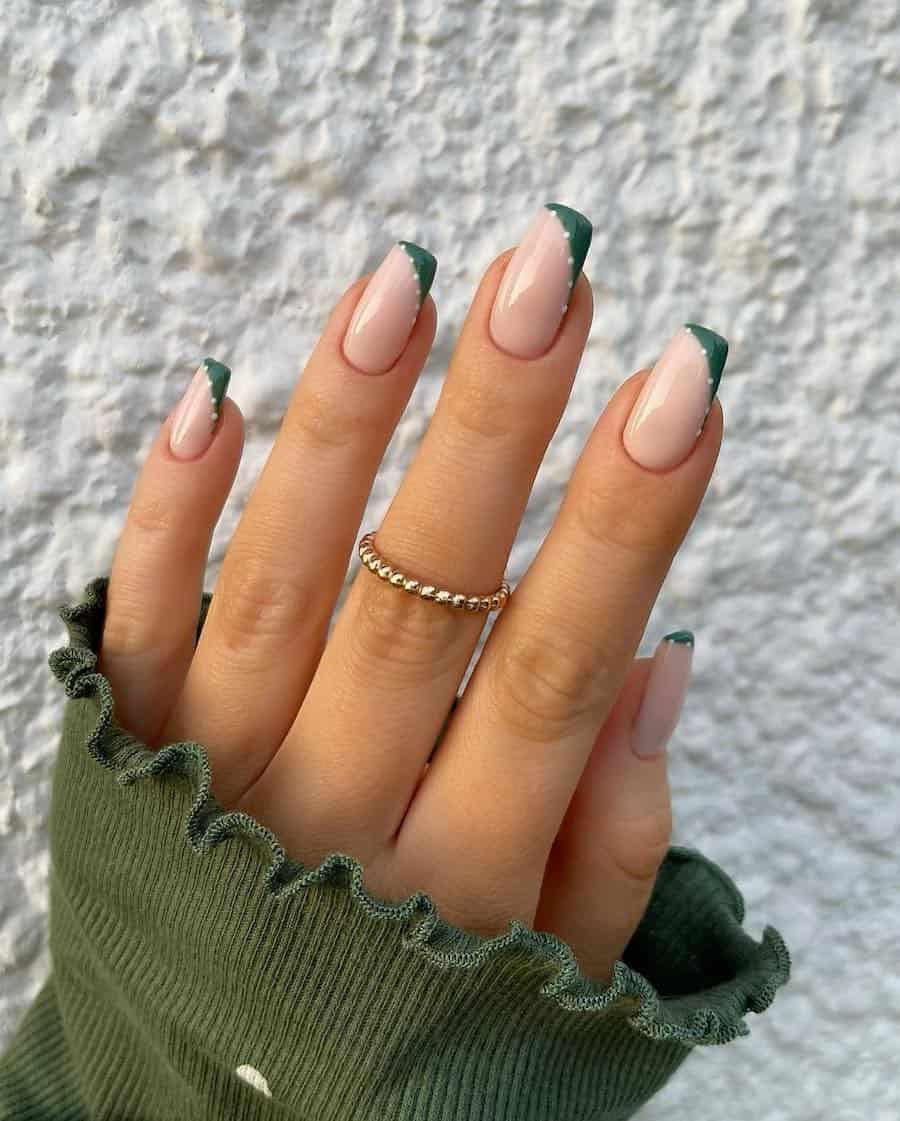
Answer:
[623,324,729,471]
[631,631,694,759]
[168,357,231,462]
[489,203,592,359]
[342,241,437,375]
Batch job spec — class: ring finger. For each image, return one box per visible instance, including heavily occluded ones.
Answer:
[400,326,726,931]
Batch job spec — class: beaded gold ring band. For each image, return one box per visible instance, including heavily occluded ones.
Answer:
[357,531,511,614]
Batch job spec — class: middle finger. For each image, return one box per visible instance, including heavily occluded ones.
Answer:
[236,203,595,862]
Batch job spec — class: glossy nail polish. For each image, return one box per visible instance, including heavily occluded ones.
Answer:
[489,202,592,359]
[169,357,231,461]
[342,241,437,375]
[623,324,728,471]
[631,630,694,759]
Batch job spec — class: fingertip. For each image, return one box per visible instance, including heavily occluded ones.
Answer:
[415,290,439,347]
[705,394,725,443]
[212,395,246,463]
[566,268,594,333]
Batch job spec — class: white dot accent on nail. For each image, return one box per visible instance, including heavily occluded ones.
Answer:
[399,242,424,309]
[204,368,217,419]
[568,256,574,264]
[562,303,568,312]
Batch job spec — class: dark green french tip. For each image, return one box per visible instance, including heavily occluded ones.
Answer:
[398,241,437,309]
[663,630,695,646]
[684,324,728,401]
[202,357,231,421]
[544,203,593,290]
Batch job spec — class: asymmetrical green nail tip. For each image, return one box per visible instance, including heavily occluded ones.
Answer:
[545,202,593,288]
[202,357,231,419]
[684,324,729,401]
[398,241,437,308]
[663,630,695,646]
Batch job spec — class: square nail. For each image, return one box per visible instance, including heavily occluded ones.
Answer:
[623,324,728,471]
[342,241,436,375]
[489,203,592,359]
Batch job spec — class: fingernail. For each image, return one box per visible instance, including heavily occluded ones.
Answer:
[623,324,728,471]
[169,357,231,461]
[489,202,592,359]
[631,630,694,759]
[342,241,437,375]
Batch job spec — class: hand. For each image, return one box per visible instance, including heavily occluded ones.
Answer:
[97,205,724,986]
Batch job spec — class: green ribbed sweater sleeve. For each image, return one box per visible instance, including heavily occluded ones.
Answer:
[0,578,791,1121]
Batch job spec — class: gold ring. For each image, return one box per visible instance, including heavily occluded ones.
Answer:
[357,530,511,614]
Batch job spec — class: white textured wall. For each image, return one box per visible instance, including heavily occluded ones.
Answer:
[1,2,898,1118]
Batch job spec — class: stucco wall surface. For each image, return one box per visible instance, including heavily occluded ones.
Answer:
[1,2,898,1118]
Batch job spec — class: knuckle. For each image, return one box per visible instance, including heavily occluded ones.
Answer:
[446,372,519,442]
[602,809,673,887]
[391,850,531,941]
[285,387,359,452]
[100,600,172,662]
[215,553,314,652]
[126,493,178,538]
[348,578,459,686]
[488,625,601,744]
[569,475,662,560]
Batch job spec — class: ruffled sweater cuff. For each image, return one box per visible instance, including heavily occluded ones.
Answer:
[0,577,791,1121]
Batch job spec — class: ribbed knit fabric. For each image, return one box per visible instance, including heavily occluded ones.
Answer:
[0,577,791,1121]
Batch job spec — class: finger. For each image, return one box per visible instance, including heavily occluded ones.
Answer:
[237,203,595,865]
[535,634,693,986]
[99,359,242,746]
[399,325,725,930]
[159,244,438,807]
